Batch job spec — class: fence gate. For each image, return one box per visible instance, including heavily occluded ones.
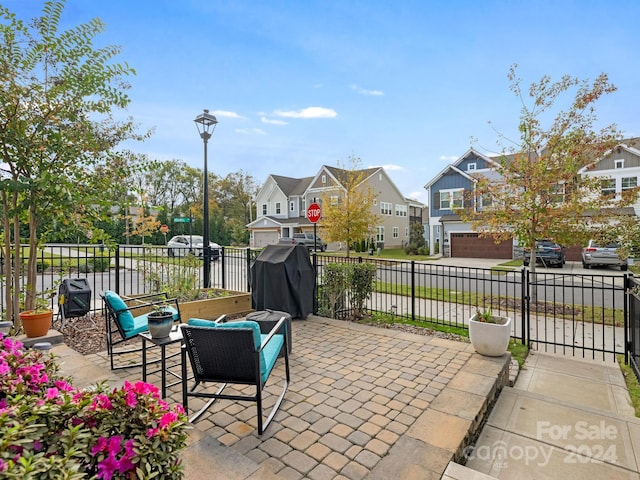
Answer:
[525,269,629,362]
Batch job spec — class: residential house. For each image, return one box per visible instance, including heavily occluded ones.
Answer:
[248,165,421,250]
[424,139,640,259]
[578,138,640,215]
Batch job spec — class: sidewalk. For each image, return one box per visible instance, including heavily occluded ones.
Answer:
[453,351,640,479]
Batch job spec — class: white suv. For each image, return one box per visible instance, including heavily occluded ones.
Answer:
[581,240,627,270]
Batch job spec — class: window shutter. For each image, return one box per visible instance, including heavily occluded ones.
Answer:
[433,192,440,210]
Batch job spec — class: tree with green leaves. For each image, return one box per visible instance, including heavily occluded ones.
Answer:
[320,156,380,258]
[0,0,147,323]
[461,65,632,273]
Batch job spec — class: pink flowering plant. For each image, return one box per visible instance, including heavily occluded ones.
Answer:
[0,335,189,479]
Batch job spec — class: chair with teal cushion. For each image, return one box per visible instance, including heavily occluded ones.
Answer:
[100,290,181,370]
[181,316,290,435]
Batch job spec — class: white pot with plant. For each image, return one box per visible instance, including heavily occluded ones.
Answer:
[468,308,512,357]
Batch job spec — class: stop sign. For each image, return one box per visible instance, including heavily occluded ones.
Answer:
[160,224,169,234]
[307,203,321,223]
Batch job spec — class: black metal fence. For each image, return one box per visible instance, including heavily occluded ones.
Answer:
[628,277,640,381]
[1,244,636,379]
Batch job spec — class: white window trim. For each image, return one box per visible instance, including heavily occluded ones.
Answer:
[439,189,463,210]
[615,159,624,169]
[467,163,477,171]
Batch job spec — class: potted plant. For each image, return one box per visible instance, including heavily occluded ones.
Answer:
[147,304,174,339]
[468,308,512,357]
[18,288,56,338]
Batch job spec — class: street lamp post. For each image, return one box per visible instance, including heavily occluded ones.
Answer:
[194,109,218,288]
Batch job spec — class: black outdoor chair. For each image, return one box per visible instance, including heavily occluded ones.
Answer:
[100,290,181,370]
[181,316,290,435]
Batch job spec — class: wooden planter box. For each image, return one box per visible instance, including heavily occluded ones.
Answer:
[178,290,253,321]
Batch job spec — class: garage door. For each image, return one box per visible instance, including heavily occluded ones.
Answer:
[450,233,512,259]
[253,231,279,248]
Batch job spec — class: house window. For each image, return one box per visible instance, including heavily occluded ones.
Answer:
[601,179,616,197]
[380,202,392,215]
[290,201,294,211]
[467,163,477,172]
[261,204,267,215]
[373,199,377,206]
[615,159,624,169]
[405,227,409,237]
[440,189,463,210]
[330,195,339,206]
[376,226,385,242]
[321,175,326,184]
[393,227,399,238]
[275,202,281,214]
[395,204,407,217]
[622,177,637,191]
[480,193,493,209]
[549,183,565,203]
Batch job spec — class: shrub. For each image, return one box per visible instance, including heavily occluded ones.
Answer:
[318,263,349,319]
[0,335,189,479]
[349,263,376,318]
[36,261,50,273]
[91,256,110,272]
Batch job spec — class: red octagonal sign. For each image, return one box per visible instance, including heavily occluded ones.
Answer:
[307,203,321,223]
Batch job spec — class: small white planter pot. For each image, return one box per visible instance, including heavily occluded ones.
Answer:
[468,314,512,357]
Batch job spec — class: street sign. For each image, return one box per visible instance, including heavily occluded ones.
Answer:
[173,217,190,223]
[307,203,321,223]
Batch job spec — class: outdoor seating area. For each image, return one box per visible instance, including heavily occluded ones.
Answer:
[62,313,512,479]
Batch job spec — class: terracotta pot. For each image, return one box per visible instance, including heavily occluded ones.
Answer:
[19,309,53,338]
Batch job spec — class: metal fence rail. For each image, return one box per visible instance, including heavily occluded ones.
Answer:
[1,244,635,376]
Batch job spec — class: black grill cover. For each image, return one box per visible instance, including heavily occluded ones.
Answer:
[250,245,315,319]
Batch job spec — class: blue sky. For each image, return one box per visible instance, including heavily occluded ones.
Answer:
[7,0,640,204]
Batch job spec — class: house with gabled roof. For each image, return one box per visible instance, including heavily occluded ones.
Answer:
[424,148,514,258]
[578,138,640,214]
[424,139,640,259]
[248,165,424,249]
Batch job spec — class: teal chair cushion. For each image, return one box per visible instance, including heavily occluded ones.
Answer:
[187,319,284,383]
[187,318,218,328]
[104,290,135,332]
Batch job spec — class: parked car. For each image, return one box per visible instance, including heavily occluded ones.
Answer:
[278,233,327,252]
[167,235,221,260]
[581,240,627,270]
[523,240,566,268]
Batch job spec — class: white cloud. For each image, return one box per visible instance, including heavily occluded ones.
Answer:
[261,117,288,125]
[408,190,428,204]
[235,128,266,135]
[380,164,404,172]
[439,155,458,162]
[350,84,384,96]
[213,110,242,119]
[274,107,337,119]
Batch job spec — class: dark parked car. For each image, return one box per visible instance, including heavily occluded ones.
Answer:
[523,240,566,268]
[581,240,627,270]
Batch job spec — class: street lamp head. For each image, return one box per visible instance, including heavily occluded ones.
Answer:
[194,109,218,140]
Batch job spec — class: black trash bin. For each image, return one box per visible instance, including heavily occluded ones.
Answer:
[250,244,315,319]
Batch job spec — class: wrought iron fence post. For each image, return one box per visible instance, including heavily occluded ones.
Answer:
[312,253,318,314]
[521,267,528,346]
[221,247,226,290]
[246,248,252,292]
[115,246,120,294]
[411,261,415,321]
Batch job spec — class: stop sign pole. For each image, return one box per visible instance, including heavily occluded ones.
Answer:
[307,203,321,252]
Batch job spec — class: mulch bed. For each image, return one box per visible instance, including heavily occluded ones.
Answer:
[61,314,111,356]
